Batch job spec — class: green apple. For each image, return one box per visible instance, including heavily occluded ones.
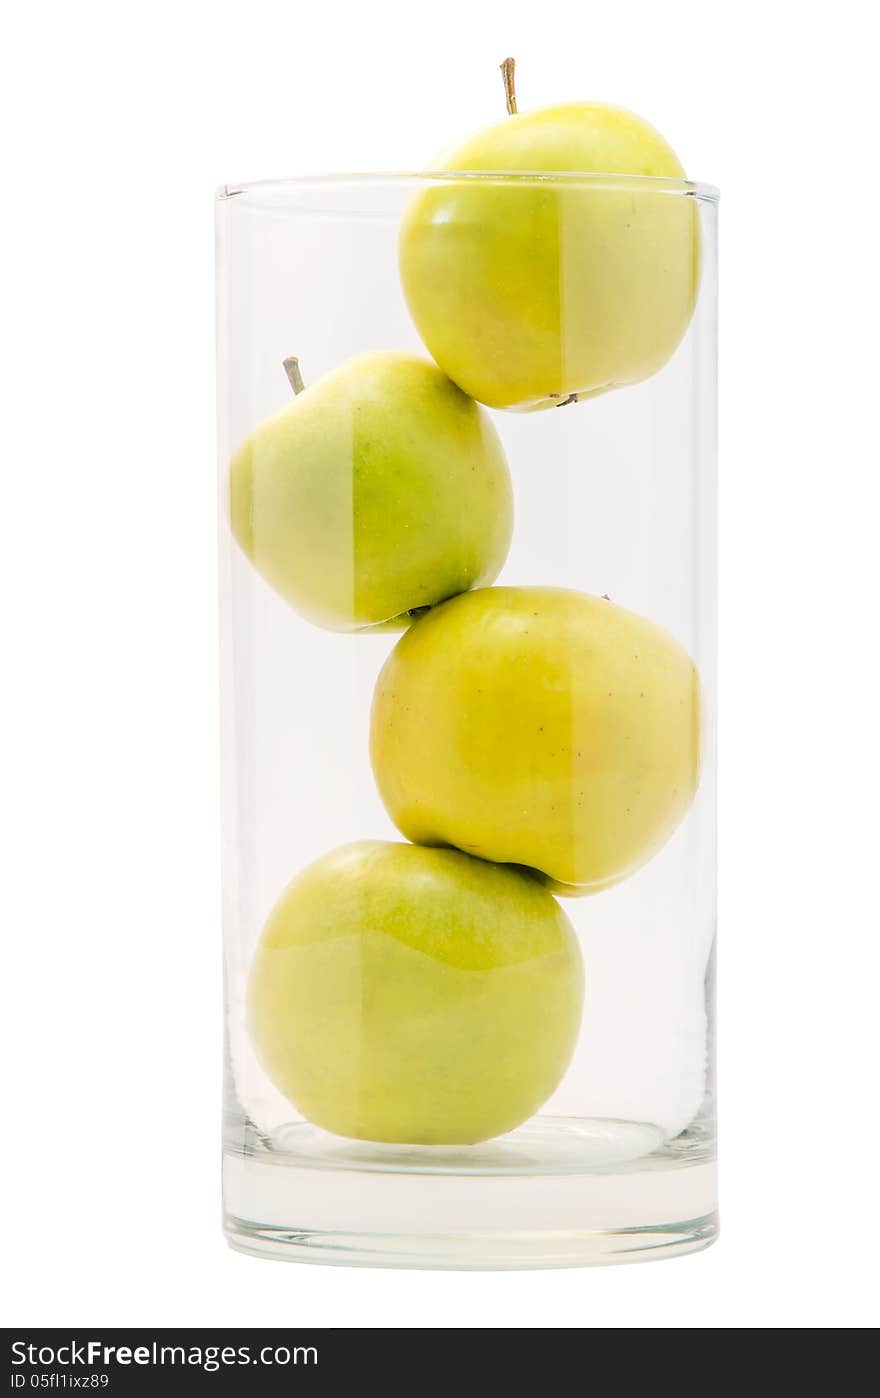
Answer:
[229,351,513,631]
[371,588,702,894]
[248,841,583,1145]
[399,59,699,410]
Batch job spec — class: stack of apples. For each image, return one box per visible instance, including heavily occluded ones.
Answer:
[230,62,703,1148]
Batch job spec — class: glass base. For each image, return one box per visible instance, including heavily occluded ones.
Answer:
[223,1116,718,1270]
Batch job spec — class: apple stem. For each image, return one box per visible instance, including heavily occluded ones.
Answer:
[283,356,305,394]
[500,57,517,115]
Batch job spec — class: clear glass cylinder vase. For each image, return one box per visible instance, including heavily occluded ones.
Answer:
[216,172,718,1268]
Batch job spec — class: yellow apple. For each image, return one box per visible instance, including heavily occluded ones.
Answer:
[371,588,702,893]
[399,60,700,410]
[248,841,584,1144]
[229,352,513,630]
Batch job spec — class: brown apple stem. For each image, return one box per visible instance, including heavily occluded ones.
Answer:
[500,57,517,115]
[283,356,305,394]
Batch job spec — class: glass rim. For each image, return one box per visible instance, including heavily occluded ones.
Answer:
[218,171,720,204]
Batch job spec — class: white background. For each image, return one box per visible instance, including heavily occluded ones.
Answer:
[2,0,878,1330]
